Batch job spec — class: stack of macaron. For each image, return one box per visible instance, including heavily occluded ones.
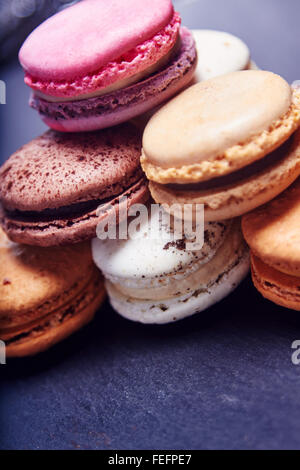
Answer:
[1,0,300,356]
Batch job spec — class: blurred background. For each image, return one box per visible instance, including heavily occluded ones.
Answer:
[0,0,300,162]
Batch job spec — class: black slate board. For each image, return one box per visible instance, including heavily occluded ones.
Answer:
[1,0,300,450]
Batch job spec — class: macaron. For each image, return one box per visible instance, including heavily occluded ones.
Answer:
[242,179,300,311]
[19,0,197,133]
[133,29,257,131]
[92,205,249,324]
[191,29,254,82]
[0,123,149,247]
[141,70,300,221]
[0,228,105,357]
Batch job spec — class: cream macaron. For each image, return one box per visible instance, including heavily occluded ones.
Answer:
[141,70,300,221]
[191,29,256,83]
[92,205,249,324]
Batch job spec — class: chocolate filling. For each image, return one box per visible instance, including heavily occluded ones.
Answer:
[166,135,294,192]
[4,177,146,223]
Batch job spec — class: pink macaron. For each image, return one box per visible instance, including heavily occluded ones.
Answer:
[19,0,197,132]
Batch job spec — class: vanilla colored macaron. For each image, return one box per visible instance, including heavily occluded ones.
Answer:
[242,179,300,311]
[191,30,252,82]
[0,229,105,357]
[92,206,249,324]
[141,70,300,221]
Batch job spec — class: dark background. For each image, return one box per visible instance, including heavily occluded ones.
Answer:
[1,0,300,450]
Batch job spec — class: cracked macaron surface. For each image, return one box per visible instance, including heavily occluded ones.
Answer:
[0,123,149,246]
[92,206,249,324]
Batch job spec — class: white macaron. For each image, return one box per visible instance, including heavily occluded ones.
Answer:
[192,29,255,82]
[92,206,249,324]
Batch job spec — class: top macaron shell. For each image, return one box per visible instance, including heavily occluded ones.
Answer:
[0,125,143,212]
[92,205,230,288]
[192,30,250,81]
[19,0,174,81]
[242,178,300,277]
[141,71,300,184]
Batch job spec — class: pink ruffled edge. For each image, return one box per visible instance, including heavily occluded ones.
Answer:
[24,12,181,99]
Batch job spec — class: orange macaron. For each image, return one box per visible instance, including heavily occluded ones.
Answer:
[0,228,106,357]
[242,179,300,310]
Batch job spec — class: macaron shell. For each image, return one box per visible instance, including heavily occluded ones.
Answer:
[105,222,249,324]
[141,72,300,184]
[251,254,300,311]
[242,178,300,277]
[108,218,244,301]
[5,271,106,358]
[19,0,174,81]
[92,204,231,287]
[31,28,197,133]
[0,231,95,324]
[1,178,149,247]
[0,125,143,212]
[149,128,300,221]
[192,30,250,81]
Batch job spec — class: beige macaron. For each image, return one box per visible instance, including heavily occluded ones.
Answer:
[141,70,300,221]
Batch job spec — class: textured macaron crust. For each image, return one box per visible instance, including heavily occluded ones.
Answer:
[19,0,178,99]
[149,129,300,221]
[142,71,300,182]
[192,30,250,82]
[92,210,249,324]
[30,27,197,133]
[0,229,105,357]
[141,71,300,221]
[251,255,300,312]
[242,178,300,277]
[0,124,149,246]
[242,179,300,311]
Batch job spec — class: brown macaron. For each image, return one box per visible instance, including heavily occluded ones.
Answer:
[0,123,149,246]
[0,228,106,357]
[242,179,300,310]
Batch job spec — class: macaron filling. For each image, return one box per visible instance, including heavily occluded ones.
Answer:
[24,12,181,100]
[1,175,147,225]
[30,28,196,124]
[164,134,295,192]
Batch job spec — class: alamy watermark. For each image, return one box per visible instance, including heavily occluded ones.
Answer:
[291,341,300,365]
[0,80,6,104]
[96,201,205,251]
[0,340,6,365]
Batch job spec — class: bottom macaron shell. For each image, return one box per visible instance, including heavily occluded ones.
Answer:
[149,129,300,222]
[3,269,106,357]
[105,228,250,324]
[0,178,149,247]
[30,28,197,133]
[251,254,300,311]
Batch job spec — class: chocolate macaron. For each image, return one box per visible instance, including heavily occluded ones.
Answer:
[0,123,149,246]
[141,71,300,221]
[0,228,105,357]
[242,179,300,311]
